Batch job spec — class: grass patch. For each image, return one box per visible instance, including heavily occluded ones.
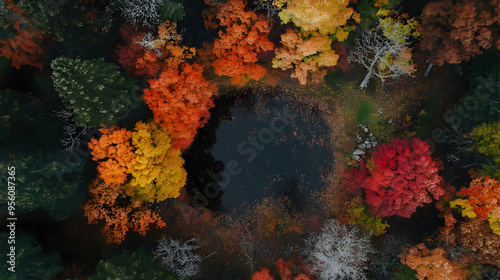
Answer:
[356,100,375,124]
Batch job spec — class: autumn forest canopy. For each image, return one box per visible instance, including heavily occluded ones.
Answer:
[0,0,499,279]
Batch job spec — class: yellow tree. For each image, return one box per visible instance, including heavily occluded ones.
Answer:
[278,0,360,38]
[125,121,187,202]
[348,10,420,89]
[89,121,187,203]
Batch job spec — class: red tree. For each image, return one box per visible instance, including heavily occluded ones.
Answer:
[0,0,45,69]
[363,138,444,218]
[419,0,499,65]
[211,0,274,85]
[142,62,217,149]
[276,258,312,280]
[115,23,147,75]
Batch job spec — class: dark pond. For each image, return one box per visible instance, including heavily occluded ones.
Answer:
[200,92,334,211]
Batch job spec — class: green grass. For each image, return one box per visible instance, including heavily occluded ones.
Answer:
[356,100,375,124]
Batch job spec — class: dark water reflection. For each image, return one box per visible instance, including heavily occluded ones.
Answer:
[201,92,334,211]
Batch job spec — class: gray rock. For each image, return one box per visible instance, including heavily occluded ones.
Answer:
[353,149,365,155]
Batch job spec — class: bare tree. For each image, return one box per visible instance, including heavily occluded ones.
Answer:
[254,0,280,22]
[135,32,164,55]
[53,108,89,153]
[240,226,257,272]
[154,237,204,279]
[304,219,373,280]
[119,0,164,27]
[370,234,409,279]
[348,19,415,89]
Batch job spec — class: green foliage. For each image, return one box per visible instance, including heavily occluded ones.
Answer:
[472,122,500,180]
[348,204,389,236]
[51,57,137,127]
[160,0,185,22]
[455,64,500,124]
[0,90,85,219]
[392,263,418,280]
[90,247,179,280]
[17,0,104,57]
[472,122,500,162]
[477,162,500,181]
[0,232,63,279]
[355,0,378,27]
[355,0,403,28]
[356,100,375,124]
[365,119,396,144]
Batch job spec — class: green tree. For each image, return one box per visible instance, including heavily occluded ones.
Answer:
[0,90,85,219]
[51,57,137,127]
[0,232,63,279]
[472,122,500,180]
[17,0,105,57]
[159,0,185,23]
[90,247,179,280]
[455,64,500,125]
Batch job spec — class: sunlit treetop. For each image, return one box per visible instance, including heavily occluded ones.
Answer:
[272,29,339,84]
[278,0,360,38]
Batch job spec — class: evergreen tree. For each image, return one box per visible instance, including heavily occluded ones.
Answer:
[51,57,138,127]
[0,90,85,220]
[90,247,179,280]
[0,232,64,279]
[17,0,105,57]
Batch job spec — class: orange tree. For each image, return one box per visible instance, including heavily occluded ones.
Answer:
[272,28,339,85]
[419,0,499,65]
[142,62,217,149]
[82,178,166,244]
[450,176,500,235]
[88,121,187,203]
[399,243,468,280]
[134,20,196,76]
[211,0,274,85]
[251,268,275,280]
[455,218,500,267]
[0,0,45,69]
